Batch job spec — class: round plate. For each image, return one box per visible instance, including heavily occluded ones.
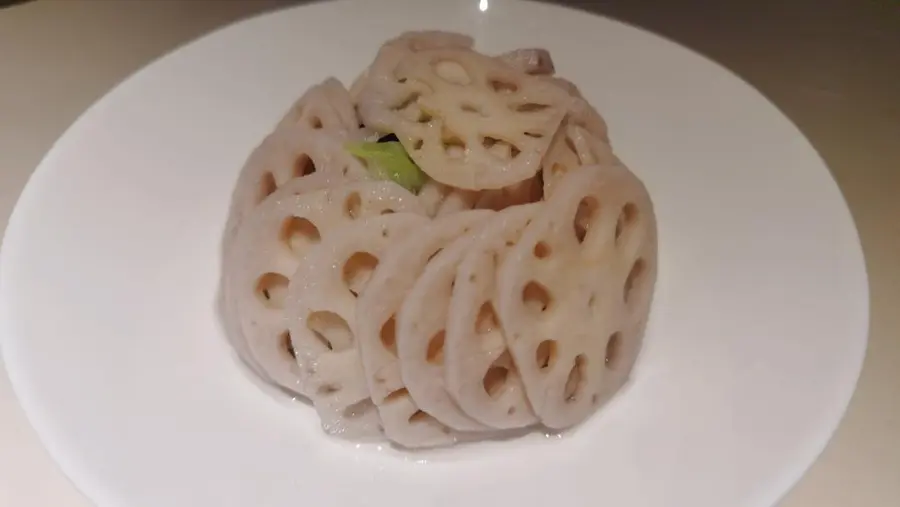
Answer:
[0,1,868,506]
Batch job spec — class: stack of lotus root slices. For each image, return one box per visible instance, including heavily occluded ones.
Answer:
[220,31,657,448]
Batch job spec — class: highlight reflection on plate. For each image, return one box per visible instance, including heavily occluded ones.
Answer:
[0,1,867,506]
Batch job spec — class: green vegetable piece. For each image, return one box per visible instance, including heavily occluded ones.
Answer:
[346,141,428,193]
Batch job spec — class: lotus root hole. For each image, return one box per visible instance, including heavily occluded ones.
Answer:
[522,281,552,313]
[417,110,433,123]
[394,92,420,112]
[507,407,516,415]
[412,138,424,151]
[616,203,639,243]
[385,387,409,403]
[482,137,521,159]
[257,171,277,203]
[483,364,510,399]
[533,241,551,259]
[255,273,289,309]
[306,311,353,352]
[344,192,362,219]
[606,332,622,368]
[624,258,646,305]
[280,216,320,256]
[514,103,550,113]
[442,132,466,159]
[489,78,518,94]
[408,410,432,424]
[317,383,340,396]
[310,116,323,129]
[475,302,499,334]
[535,340,557,370]
[524,131,544,138]
[343,252,379,297]
[434,60,471,85]
[279,330,296,359]
[461,103,486,116]
[426,330,445,365]
[380,316,398,356]
[343,398,376,419]
[573,196,600,244]
[564,355,587,403]
[293,155,316,178]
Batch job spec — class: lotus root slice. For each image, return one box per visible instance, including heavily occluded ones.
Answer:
[227,182,423,395]
[277,78,361,138]
[220,175,333,380]
[445,204,543,429]
[359,46,571,190]
[542,123,618,196]
[287,212,429,438]
[356,210,494,447]
[496,163,657,429]
[396,232,490,432]
[224,125,370,245]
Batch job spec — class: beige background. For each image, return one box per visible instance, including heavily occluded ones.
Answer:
[1,0,897,505]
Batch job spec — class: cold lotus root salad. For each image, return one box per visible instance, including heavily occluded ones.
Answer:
[220,31,658,449]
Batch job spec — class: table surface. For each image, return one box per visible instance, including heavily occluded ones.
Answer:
[1,0,898,505]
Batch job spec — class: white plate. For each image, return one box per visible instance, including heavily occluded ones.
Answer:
[0,1,868,506]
